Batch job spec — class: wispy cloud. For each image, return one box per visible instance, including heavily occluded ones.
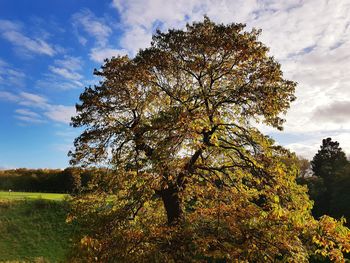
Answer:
[15,108,41,118]
[49,66,82,81]
[0,91,20,102]
[89,47,128,63]
[0,58,26,87]
[19,92,48,108]
[72,9,112,47]
[36,79,83,90]
[0,91,75,124]
[44,105,75,124]
[71,9,126,63]
[14,108,45,123]
[0,19,57,57]
[40,56,85,90]
[54,56,82,71]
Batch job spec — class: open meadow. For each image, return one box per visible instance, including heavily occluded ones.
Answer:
[0,192,75,262]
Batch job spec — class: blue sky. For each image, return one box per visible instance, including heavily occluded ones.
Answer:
[0,0,349,168]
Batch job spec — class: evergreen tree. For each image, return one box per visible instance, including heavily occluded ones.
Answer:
[311,138,349,215]
[311,137,348,183]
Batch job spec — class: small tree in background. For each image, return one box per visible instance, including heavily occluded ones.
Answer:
[297,156,310,178]
[311,138,348,183]
[311,138,349,215]
[301,138,350,223]
[68,18,350,262]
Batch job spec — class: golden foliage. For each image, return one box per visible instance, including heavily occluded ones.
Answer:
[68,18,350,262]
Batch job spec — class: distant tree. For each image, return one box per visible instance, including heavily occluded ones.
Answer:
[311,138,349,215]
[311,138,348,183]
[282,155,310,178]
[69,18,350,262]
[330,164,350,223]
[297,156,310,178]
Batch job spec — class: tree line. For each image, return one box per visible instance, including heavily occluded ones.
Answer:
[2,137,348,225]
[0,167,106,193]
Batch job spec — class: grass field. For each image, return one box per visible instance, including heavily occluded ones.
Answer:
[0,191,68,201]
[0,192,77,262]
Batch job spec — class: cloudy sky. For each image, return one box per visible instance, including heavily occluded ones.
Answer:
[0,0,349,168]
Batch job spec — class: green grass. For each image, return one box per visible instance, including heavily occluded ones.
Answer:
[0,191,68,201]
[0,197,78,262]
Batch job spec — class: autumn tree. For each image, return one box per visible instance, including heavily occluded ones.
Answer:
[69,18,350,262]
[297,156,311,178]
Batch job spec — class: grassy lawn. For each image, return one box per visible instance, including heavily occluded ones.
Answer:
[0,191,68,201]
[0,194,77,262]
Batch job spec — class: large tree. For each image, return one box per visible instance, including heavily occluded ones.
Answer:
[69,18,350,262]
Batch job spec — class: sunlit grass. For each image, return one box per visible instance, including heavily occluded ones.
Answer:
[0,191,68,201]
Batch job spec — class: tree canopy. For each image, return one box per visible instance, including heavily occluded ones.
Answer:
[69,18,350,262]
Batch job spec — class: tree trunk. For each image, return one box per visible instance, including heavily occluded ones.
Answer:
[160,184,183,225]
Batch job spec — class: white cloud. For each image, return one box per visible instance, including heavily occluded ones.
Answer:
[118,26,153,56]
[89,47,128,63]
[55,56,82,71]
[0,91,47,108]
[19,92,48,108]
[36,79,83,90]
[15,114,45,124]
[71,9,127,63]
[0,91,75,124]
[49,66,82,81]
[15,108,41,118]
[44,105,76,124]
[0,91,19,102]
[77,35,88,46]
[110,0,350,157]
[113,0,202,30]
[0,19,57,57]
[41,56,84,90]
[0,58,26,87]
[112,0,201,54]
[72,9,112,46]
[286,142,319,160]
